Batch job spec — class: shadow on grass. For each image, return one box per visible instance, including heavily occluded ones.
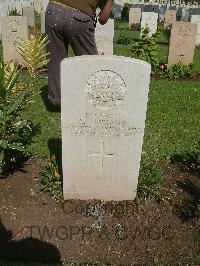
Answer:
[171,150,200,174]
[0,219,61,264]
[40,85,61,113]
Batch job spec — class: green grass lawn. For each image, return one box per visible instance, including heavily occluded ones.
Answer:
[22,75,200,163]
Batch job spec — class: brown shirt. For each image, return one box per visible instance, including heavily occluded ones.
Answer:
[50,0,101,17]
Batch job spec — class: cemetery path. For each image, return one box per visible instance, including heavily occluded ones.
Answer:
[0,158,199,265]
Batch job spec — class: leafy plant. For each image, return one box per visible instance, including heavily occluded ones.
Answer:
[0,62,32,175]
[130,27,160,72]
[162,25,172,43]
[137,160,164,200]
[41,155,62,202]
[160,63,194,79]
[16,34,49,79]
[9,9,21,16]
[130,23,141,31]
[117,31,132,45]
[0,34,49,175]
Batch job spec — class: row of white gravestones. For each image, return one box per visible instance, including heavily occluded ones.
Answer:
[0,0,49,15]
[95,19,115,55]
[61,55,151,201]
[168,22,197,66]
[141,12,158,36]
[191,15,200,46]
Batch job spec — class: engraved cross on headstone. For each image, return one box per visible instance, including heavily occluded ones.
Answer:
[88,140,114,178]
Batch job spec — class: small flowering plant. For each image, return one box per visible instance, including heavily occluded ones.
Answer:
[159,63,167,72]
[41,155,62,202]
[159,63,194,79]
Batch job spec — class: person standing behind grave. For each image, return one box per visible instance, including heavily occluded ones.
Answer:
[45,0,114,106]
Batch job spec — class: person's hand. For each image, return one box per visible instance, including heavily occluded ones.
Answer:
[98,11,110,25]
[98,0,113,25]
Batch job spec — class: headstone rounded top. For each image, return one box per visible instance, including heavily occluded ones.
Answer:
[86,70,126,111]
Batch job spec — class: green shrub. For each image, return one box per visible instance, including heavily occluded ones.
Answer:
[162,25,172,42]
[41,155,62,202]
[130,27,160,72]
[0,34,49,175]
[137,160,164,200]
[160,63,194,79]
[130,23,141,31]
[117,31,132,45]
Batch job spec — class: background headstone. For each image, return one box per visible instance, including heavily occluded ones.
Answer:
[41,0,49,11]
[191,15,200,46]
[164,10,176,27]
[181,7,190,21]
[0,3,8,39]
[112,3,122,19]
[33,0,41,14]
[129,8,141,29]
[95,19,114,55]
[141,12,158,36]
[2,16,28,65]
[61,55,151,201]
[168,22,197,65]
[177,7,183,21]
[23,6,35,27]
[159,5,167,22]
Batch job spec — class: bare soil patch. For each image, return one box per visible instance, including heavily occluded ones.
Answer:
[0,158,199,265]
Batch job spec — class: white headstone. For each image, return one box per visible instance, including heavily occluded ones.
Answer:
[191,15,200,46]
[0,3,8,39]
[14,0,23,15]
[2,16,28,65]
[182,7,190,21]
[0,3,8,17]
[61,55,151,201]
[141,12,158,36]
[95,19,114,55]
[112,3,122,19]
[164,9,176,27]
[159,5,166,22]
[23,6,35,27]
[41,0,49,11]
[168,22,197,65]
[33,0,41,13]
[129,8,141,29]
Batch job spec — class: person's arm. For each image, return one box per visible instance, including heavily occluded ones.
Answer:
[98,0,113,25]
